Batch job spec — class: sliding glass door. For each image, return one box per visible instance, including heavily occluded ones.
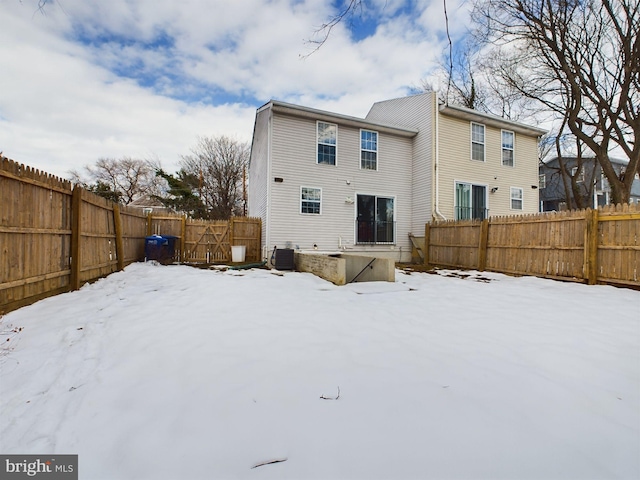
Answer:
[356,194,395,243]
[455,183,487,220]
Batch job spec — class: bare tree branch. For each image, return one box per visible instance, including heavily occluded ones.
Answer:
[302,0,363,58]
[180,136,249,220]
[474,0,639,204]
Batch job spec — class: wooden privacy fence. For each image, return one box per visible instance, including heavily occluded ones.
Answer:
[146,215,262,264]
[422,204,640,288]
[1,157,262,314]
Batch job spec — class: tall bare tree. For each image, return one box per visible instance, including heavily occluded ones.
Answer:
[474,0,640,204]
[179,136,249,220]
[71,157,164,205]
[426,41,537,121]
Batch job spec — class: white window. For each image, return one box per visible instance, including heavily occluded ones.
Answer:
[471,123,485,162]
[300,187,321,214]
[317,122,337,165]
[571,166,585,183]
[360,130,378,170]
[539,174,546,189]
[511,187,523,210]
[502,130,514,167]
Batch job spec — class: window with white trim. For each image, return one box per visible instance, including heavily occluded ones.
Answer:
[300,187,321,214]
[356,194,395,244]
[571,166,585,182]
[360,129,378,170]
[317,122,337,165]
[471,123,485,161]
[510,187,523,210]
[455,182,487,220]
[502,130,514,166]
[539,174,546,189]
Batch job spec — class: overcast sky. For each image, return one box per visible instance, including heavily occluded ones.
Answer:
[1,0,469,178]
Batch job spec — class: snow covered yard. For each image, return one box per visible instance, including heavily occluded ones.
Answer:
[1,263,638,480]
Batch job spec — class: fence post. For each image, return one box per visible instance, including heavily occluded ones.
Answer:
[70,186,82,290]
[478,219,489,271]
[113,204,125,271]
[585,209,599,285]
[230,217,235,247]
[423,222,431,266]
[180,216,186,262]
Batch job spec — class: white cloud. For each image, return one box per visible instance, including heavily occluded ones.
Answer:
[0,0,452,179]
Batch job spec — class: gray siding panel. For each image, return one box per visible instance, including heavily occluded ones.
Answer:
[367,93,435,231]
[268,112,414,261]
[248,107,270,251]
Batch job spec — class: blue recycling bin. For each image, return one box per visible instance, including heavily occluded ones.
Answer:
[145,235,177,263]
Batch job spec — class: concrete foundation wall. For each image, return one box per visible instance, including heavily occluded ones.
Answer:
[294,252,395,285]
[342,253,395,283]
[294,252,346,285]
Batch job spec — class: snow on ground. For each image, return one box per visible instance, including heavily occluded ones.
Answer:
[1,263,639,480]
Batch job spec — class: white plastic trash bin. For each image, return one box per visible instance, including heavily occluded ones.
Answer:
[231,245,246,262]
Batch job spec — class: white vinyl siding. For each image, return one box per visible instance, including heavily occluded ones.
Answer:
[366,92,435,231]
[268,112,413,257]
[471,123,485,162]
[247,107,271,250]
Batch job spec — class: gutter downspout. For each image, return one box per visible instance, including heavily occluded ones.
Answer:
[434,95,446,221]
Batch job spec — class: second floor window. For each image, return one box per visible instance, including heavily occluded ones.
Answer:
[502,130,514,166]
[571,166,585,183]
[317,122,337,165]
[471,123,485,162]
[539,174,546,189]
[360,130,378,170]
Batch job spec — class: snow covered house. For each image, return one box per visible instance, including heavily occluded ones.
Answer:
[248,92,546,263]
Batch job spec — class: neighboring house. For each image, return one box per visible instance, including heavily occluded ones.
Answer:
[128,195,172,215]
[539,156,640,211]
[248,92,545,262]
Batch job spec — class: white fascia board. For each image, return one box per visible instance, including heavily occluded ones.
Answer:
[439,103,547,137]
